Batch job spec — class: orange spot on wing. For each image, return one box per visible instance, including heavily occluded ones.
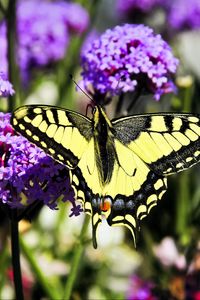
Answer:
[100,197,112,212]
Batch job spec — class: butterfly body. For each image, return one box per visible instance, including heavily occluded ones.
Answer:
[11,105,200,248]
[92,106,115,184]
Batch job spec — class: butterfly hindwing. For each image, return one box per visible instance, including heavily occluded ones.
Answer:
[104,140,167,244]
[106,170,167,244]
[12,105,93,169]
[112,113,200,175]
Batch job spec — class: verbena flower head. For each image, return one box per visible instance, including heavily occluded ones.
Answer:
[60,2,90,34]
[0,72,15,97]
[167,0,200,30]
[0,0,89,79]
[17,0,69,72]
[117,0,159,15]
[81,30,100,54]
[0,113,82,216]
[81,24,179,101]
[126,275,155,300]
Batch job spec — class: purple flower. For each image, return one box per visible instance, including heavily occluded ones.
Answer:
[80,24,179,101]
[81,30,100,55]
[0,0,89,80]
[117,0,159,15]
[0,113,82,216]
[17,0,69,72]
[0,72,15,97]
[126,275,156,300]
[186,272,200,300]
[69,204,83,217]
[167,0,200,31]
[60,2,90,34]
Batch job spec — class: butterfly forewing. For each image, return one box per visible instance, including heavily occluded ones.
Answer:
[112,113,200,175]
[12,105,93,169]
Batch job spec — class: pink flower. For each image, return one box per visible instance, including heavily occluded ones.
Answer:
[153,237,186,270]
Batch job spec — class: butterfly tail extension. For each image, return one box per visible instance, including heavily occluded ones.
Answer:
[92,213,101,249]
[83,196,102,249]
[82,196,102,249]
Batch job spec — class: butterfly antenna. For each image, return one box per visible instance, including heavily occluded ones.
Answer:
[115,74,125,90]
[69,74,94,102]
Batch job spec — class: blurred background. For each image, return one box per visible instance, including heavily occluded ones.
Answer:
[0,0,200,299]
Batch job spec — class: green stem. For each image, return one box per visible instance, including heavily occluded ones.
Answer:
[175,84,193,240]
[6,0,20,111]
[126,87,143,114]
[20,236,61,300]
[63,215,90,300]
[57,36,82,108]
[57,0,101,108]
[0,243,8,296]
[176,171,190,239]
[182,83,193,113]
[115,93,124,117]
[10,210,24,300]
[0,1,6,15]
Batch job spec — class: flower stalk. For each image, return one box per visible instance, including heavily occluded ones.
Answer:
[10,209,24,300]
[64,215,90,299]
[0,1,6,15]
[175,83,193,240]
[20,236,61,300]
[6,0,20,110]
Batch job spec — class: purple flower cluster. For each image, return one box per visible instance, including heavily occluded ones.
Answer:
[126,275,156,300]
[60,2,90,34]
[0,72,15,97]
[117,0,159,15]
[81,30,100,55]
[117,0,200,31]
[0,113,82,216]
[0,0,89,79]
[81,24,179,101]
[167,0,200,31]
[17,0,69,73]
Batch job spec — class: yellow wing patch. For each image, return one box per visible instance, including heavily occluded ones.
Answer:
[77,138,102,194]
